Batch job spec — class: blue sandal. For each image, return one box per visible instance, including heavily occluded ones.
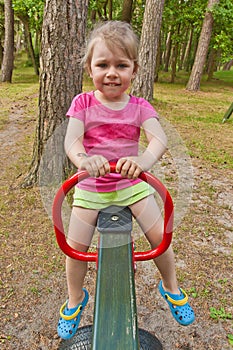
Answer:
[158,281,195,326]
[57,288,89,340]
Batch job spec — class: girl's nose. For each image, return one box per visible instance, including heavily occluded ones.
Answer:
[106,66,118,77]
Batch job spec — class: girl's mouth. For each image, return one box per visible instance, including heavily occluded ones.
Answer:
[104,83,120,87]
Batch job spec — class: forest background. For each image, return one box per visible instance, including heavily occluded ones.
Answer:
[0,0,233,349]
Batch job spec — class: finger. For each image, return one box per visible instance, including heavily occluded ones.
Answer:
[93,158,109,177]
[131,166,142,179]
[84,163,96,177]
[103,160,110,174]
[85,158,100,177]
[120,160,132,177]
[116,158,125,173]
[127,162,138,178]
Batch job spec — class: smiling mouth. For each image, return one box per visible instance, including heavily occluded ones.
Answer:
[104,83,120,87]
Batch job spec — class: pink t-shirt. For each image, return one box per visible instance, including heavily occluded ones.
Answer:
[67,91,158,192]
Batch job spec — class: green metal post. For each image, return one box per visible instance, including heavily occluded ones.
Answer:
[92,206,140,350]
[222,102,233,122]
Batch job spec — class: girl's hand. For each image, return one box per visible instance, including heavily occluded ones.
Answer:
[116,157,143,179]
[78,155,110,177]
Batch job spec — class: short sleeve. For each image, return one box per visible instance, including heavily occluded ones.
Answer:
[138,97,159,123]
[66,92,98,121]
[66,94,87,121]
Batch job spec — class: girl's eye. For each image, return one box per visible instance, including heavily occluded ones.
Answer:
[97,63,107,68]
[118,64,127,68]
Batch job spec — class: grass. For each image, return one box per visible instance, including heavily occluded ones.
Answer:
[213,69,233,84]
[210,307,233,321]
[13,51,39,84]
[153,70,233,170]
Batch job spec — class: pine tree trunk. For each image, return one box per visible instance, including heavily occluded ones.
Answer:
[121,0,133,23]
[163,31,172,72]
[223,59,233,71]
[178,29,189,71]
[170,24,180,83]
[18,15,39,76]
[22,0,88,187]
[206,48,219,81]
[131,0,165,101]
[1,0,14,82]
[186,0,219,91]
[183,27,194,72]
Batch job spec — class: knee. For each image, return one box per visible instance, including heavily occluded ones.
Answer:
[145,229,163,249]
[67,238,89,252]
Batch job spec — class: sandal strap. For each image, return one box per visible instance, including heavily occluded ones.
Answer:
[59,301,82,321]
[165,288,189,306]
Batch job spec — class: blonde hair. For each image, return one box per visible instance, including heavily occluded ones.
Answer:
[83,21,139,73]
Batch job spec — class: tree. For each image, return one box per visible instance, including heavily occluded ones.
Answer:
[17,12,39,75]
[0,2,5,66]
[121,0,133,23]
[211,0,233,69]
[131,0,165,100]
[13,0,45,75]
[1,0,14,82]
[22,0,88,187]
[186,0,219,91]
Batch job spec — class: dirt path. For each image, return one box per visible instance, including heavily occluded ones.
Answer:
[1,95,232,350]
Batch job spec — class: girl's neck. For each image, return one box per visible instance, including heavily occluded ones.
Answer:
[94,90,130,110]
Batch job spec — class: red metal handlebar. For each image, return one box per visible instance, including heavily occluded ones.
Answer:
[52,162,174,262]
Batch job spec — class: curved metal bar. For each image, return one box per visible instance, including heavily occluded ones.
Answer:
[52,163,174,262]
[52,170,96,261]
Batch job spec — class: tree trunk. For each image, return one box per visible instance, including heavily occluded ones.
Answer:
[186,0,219,91]
[0,44,3,67]
[178,28,188,71]
[108,0,113,20]
[1,0,14,82]
[18,15,39,76]
[183,27,194,72]
[222,59,233,71]
[154,34,161,82]
[22,0,88,188]
[170,24,180,83]
[131,0,165,101]
[206,48,219,81]
[121,0,133,23]
[163,31,172,72]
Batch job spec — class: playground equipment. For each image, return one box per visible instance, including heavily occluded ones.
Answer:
[222,101,233,123]
[53,163,174,349]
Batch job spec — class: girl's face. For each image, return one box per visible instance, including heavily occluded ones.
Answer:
[89,40,137,103]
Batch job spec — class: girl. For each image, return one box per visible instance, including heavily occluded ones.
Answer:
[57,21,195,340]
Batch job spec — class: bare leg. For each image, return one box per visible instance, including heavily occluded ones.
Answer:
[130,195,180,294]
[66,206,99,308]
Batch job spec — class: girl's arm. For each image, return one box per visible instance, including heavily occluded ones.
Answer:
[64,118,110,177]
[116,118,167,179]
[139,118,168,169]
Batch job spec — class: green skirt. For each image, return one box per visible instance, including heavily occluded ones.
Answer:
[73,182,155,209]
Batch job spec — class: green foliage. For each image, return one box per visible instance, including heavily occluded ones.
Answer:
[160,0,207,72]
[210,307,232,321]
[87,0,145,35]
[13,0,44,30]
[88,0,122,24]
[211,0,233,63]
[228,334,233,346]
[4,0,232,83]
[162,0,206,32]
[131,0,146,36]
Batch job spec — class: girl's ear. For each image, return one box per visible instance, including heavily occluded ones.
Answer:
[132,63,138,78]
[86,64,93,78]
[132,68,138,80]
[88,69,93,78]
